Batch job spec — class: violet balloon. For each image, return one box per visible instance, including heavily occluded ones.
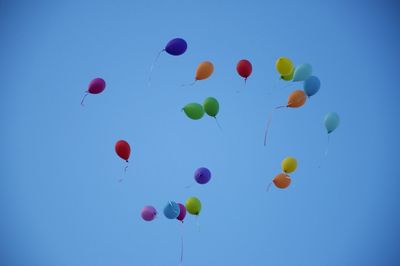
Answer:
[165,38,187,56]
[194,167,211,184]
[177,203,187,222]
[141,205,157,222]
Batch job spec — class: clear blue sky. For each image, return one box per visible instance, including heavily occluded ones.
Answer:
[1,1,399,265]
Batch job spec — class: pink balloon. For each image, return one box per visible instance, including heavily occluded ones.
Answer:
[88,78,106,94]
[176,203,186,222]
[141,205,157,222]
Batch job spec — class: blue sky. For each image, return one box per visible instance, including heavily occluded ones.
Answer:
[0,0,399,265]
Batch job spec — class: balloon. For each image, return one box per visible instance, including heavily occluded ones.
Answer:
[236,59,252,80]
[194,167,211,184]
[165,38,187,56]
[203,97,219,117]
[141,205,157,222]
[88,78,106,94]
[287,90,307,108]
[303,76,320,97]
[183,103,204,120]
[185,197,201,215]
[177,203,187,222]
[281,67,294,81]
[195,61,214,81]
[293,63,312,82]
[164,201,180,219]
[275,57,294,76]
[115,140,131,162]
[281,157,297,173]
[273,173,291,189]
[324,112,340,133]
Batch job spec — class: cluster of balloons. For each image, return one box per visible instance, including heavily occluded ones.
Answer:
[271,157,298,189]
[183,97,220,121]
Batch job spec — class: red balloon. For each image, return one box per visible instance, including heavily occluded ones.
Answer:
[115,140,131,162]
[236,59,252,79]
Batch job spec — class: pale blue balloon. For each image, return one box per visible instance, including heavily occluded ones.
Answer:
[293,63,312,82]
[163,201,180,219]
[303,76,320,97]
[324,112,340,134]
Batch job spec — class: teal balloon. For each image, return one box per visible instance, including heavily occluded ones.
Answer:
[293,63,312,82]
[324,112,340,134]
[303,76,320,97]
[164,201,180,219]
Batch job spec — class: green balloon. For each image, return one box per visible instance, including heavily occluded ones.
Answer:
[280,67,295,81]
[183,103,204,120]
[203,97,219,117]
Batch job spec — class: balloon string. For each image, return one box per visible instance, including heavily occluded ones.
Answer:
[80,92,88,106]
[148,49,164,87]
[118,161,129,182]
[180,222,184,265]
[266,182,272,192]
[318,134,331,168]
[263,105,286,146]
[185,181,194,189]
[214,117,223,131]
[181,80,197,87]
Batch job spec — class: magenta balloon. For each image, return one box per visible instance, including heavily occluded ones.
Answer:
[141,205,157,222]
[176,203,187,222]
[88,78,106,94]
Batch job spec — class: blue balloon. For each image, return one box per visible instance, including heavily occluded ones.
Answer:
[303,76,320,97]
[293,63,312,82]
[163,201,180,219]
[324,112,340,134]
[165,38,187,56]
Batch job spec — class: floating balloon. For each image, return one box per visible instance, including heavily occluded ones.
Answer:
[194,167,211,184]
[81,78,106,106]
[165,38,188,56]
[275,57,294,76]
[324,112,340,134]
[195,61,214,81]
[281,67,295,81]
[273,173,291,189]
[115,140,131,162]
[287,90,307,108]
[164,201,180,219]
[293,63,312,82]
[282,157,297,173]
[303,76,320,97]
[203,97,219,117]
[177,203,187,222]
[141,205,157,222]
[185,197,201,215]
[236,59,252,82]
[183,103,204,120]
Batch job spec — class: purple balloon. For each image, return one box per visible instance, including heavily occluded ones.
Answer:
[176,203,187,222]
[88,78,106,94]
[141,205,157,222]
[165,38,187,56]
[194,167,211,184]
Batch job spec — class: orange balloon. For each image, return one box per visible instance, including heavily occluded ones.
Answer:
[273,173,291,189]
[195,61,214,80]
[287,90,307,108]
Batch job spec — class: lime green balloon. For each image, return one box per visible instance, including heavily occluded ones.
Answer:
[281,67,295,81]
[183,103,204,120]
[203,97,219,117]
[185,196,202,215]
[275,57,294,76]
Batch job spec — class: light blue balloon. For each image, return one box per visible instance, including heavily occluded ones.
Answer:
[293,63,312,82]
[163,201,180,219]
[303,76,320,97]
[324,112,340,134]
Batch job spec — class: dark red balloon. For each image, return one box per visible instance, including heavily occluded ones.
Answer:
[236,59,252,79]
[176,203,187,222]
[88,78,106,94]
[115,140,131,162]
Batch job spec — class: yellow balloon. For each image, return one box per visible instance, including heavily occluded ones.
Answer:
[275,57,294,76]
[281,67,295,81]
[195,61,214,80]
[185,196,202,215]
[281,157,297,173]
